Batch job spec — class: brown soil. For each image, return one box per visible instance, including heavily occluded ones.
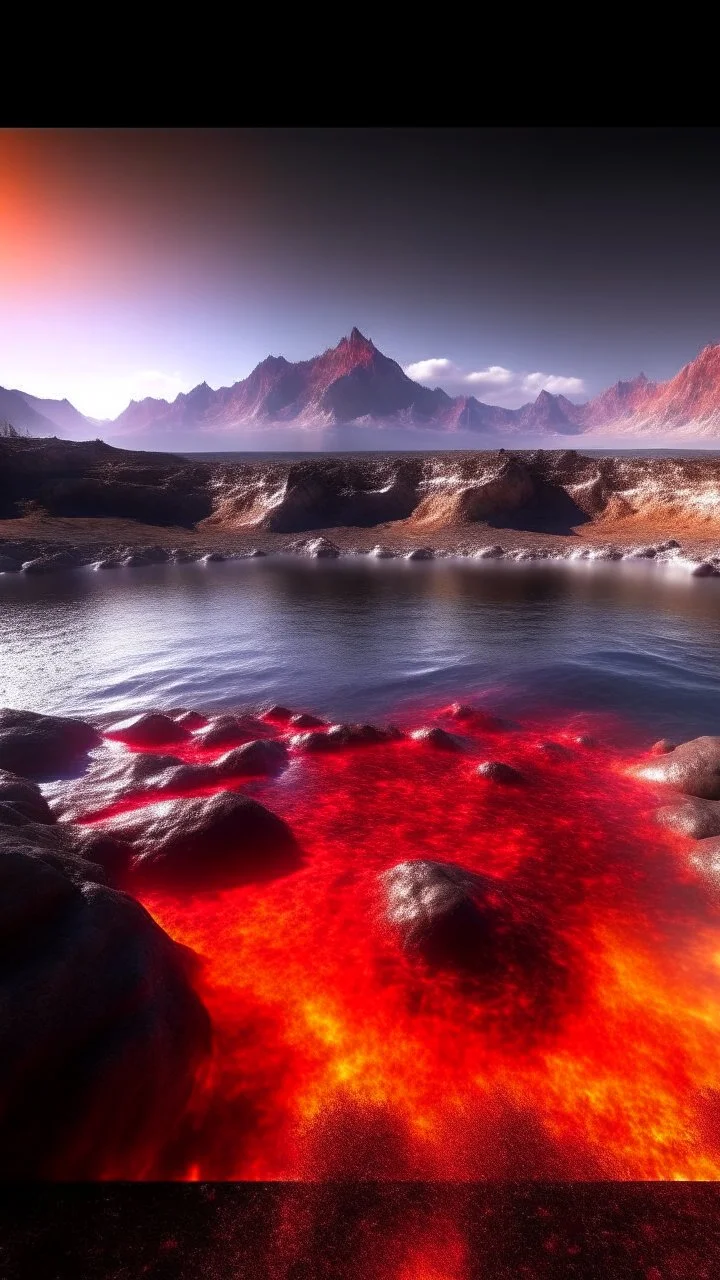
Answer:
[1,512,719,559]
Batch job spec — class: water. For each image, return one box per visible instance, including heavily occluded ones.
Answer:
[2,558,720,742]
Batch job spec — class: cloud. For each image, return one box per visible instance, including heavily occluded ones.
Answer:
[403,357,586,408]
[522,371,586,396]
[403,358,456,383]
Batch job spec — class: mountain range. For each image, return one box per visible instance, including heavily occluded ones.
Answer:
[6,328,720,450]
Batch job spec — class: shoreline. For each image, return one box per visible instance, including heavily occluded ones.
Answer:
[1,513,720,576]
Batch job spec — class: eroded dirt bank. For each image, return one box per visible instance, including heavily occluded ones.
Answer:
[3,439,720,562]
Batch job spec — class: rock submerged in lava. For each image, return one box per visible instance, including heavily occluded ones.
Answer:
[107,711,190,748]
[0,833,210,1177]
[410,726,466,752]
[290,723,402,753]
[644,735,720,799]
[405,547,434,561]
[97,790,300,890]
[0,708,101,780]
[121,546,170,568]
[167,708,208,730]
[445,702,507,731]
[656,797,720,839]
[21,551,80,575]
[195,714,274,750]
[214,739,289,778]
[477,761,526,785]
[380,859,553,985]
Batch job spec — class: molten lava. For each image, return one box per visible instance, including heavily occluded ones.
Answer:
[73,704,720,1181]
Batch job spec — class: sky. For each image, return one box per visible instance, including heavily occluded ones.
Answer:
[2,127,720,419]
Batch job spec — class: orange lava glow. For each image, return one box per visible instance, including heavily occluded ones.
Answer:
[79,705,720,1181]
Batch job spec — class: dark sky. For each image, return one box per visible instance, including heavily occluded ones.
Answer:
[2,127,720,415]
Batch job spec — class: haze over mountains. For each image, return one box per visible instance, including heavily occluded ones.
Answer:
[6,328,720,451]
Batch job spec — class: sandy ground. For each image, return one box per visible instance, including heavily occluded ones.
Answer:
[1,512,720,560]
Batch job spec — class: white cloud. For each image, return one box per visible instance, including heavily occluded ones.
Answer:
[404,357,585,408]
[403,357,457,383]
[465,365,514,387]
[522,372,586,396]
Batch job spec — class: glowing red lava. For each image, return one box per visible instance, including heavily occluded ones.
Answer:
[74,704,720,1181]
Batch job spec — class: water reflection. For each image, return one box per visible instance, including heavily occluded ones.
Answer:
[0,558,719,740]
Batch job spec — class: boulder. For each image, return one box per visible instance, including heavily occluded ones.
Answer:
[473,545,504,559]
[379,859,554,984]
[97,790,300,891]
[477,761,525,785]
[410,727,466,752]
[290,724,401,753]
[651,738,678,755]
[405,548,434,561]
[167,709,208,730]
[200,551,225,563]
[655,798,720,840]
[0,555,21,573]
[644,736,720,799]
[0,708,101,780]
[94,558,121,570]
[261,705,294,723]
[22,552,78,575]
[536,741,574,760]
[214,739,289,778]
[55,751,211,822]
[445,703,506,731]
[0,835,210,1177]
[195,715,273,750]
[370,545,395,558]
[290,712,326,729]
[106,712,190,748]
[0,769,54,824]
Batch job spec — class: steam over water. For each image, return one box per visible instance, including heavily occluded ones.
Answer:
[1,557,720,740]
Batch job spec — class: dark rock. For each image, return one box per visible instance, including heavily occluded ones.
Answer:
[106,712,190,748]
[94,558,121,570]
[645,736,720,799]
[121,546,170,568]
[290,712,326,729]
[0,769,54,823]
[0,555,21,572]
[261,705,294,723]
[22,552,78,575]
[214,739,289,778]
[99,790,301,891]
[249,548,267,557]
[691,561,719,578]
[445,703,507,731]
[656,798,720,840]
[405,547,434,560]
[200,551,225,563]
[370,545,395,558]
[291,723,400,753]
[536,741,574,760]
[166,708,208,730]
[380,859,558,992]
[651,738,677,755]
[0,708,101,780]
[195,715,272,750]
[55,752,200,822]
[410,727,466,751]
[0,836,210,1177]
[305,537,340,559]
[477,761,526,785]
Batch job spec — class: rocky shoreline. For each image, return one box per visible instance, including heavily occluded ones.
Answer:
[3,437,720,576]
[1,530,719,578]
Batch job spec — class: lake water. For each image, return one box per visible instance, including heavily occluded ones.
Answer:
[1,557,720,743]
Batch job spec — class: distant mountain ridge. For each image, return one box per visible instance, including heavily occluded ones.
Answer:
[6,330,720,447]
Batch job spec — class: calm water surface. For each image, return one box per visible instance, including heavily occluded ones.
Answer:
[1,558,720,742]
